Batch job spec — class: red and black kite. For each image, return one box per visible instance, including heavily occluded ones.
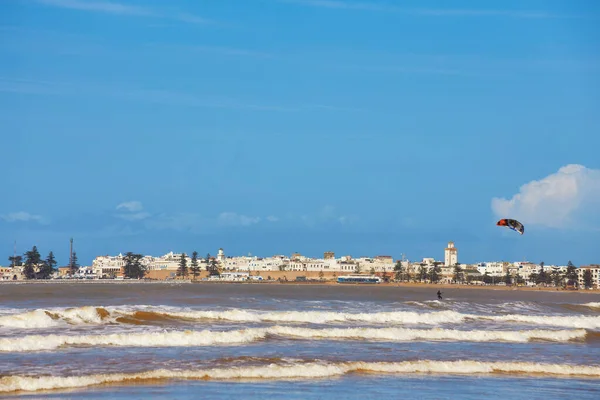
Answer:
[497,218,524,235]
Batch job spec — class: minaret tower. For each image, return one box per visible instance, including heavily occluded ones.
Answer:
[444,241,458,266]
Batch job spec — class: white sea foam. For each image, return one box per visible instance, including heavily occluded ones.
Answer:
[0,326,588,352]
[2,360,600,393]
[480,314,600,330]
[0,310,60,329]
[3,305,600,330]
[0,306,109,329]
[267,326,588,343]
[0,328,268,352]
[168,309,469,325]
[582,302,600,309]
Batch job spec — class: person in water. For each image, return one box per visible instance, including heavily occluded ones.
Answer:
[437,290,443,300]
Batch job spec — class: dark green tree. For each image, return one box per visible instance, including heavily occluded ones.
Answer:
[551,270,564,287]
[38,251,56,279]
[123,252,146,279]
[429,264,441,283]
[8,255,23,268]
[536,270,549,286]
[381,269,390,282]
[504,271,512,285]
[190,251,200,280]
[566,261,578,287]
[514,273,525,285]
[418,266,427,282]
[582,269,593,289]
[23,246,42,279]
[177,253,188,278]
[453,265,463,283]
[205,253,220,276]
[205,253,211,272]
[69,251,79,276]
[369,267,376,275]
[528,272,538,284]
[393,261,404,282]
[483,272,493,285]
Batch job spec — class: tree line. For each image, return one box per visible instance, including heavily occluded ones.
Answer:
[121,251,221,280]
[391,260,591,288]
[7,245,80,279]
[175,252,220,280]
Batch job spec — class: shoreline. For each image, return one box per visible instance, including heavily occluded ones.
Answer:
[1,279,599,294]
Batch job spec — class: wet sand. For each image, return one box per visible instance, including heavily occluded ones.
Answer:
[1,281,598,309]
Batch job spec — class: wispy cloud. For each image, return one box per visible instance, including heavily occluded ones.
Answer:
[280,0,384,11]
[36,0,152,16]
[279,0,584,19]
[116,201,143,212]
[146,43,276,59]
[217,212,261,227]
[491,164,600,230]
[115,200,150,221]
[297,205,358,227]
[0,211,46,224]
[34,0,215,25]
[0,78,363,113]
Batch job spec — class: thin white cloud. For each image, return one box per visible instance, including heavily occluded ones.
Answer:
[281,0,384,11]
[0,78,358,113]
[491,164,600,229]
[266,215,279,222]
[116,201,143,212]
[118,212,151,221]
[171,44,275,58]
[280,0,583,19]
[143,212,208,233]
[299,205,358,226]
[36,0,152,16]
[0,211,45,223]
[115,201,150,221]
[217,212,261,227]
[34,0,214,24]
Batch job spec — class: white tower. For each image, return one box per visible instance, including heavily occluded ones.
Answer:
[444,241,458,266]
[217,248,225,263]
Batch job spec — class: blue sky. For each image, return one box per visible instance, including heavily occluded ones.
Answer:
[1,0,599,266]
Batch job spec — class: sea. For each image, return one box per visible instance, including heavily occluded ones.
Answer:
[0,282,599,399]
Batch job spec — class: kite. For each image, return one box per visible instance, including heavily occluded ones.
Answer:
[497,218,524,235]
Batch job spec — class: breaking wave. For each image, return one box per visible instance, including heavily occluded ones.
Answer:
[0,326,589,352]
[0,307,109,329]
[479,314,600,330]
[2,306,600,330]
[2,359,600,393]
[582,302,600,310]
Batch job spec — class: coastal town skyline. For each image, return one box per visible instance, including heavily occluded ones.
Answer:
[3,240,598,289]
[4,237,597,271]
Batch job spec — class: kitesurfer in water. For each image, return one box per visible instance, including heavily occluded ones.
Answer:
[437,290,443,300]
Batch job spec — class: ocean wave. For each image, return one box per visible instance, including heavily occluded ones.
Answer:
[2,359,600,393]
[3,306,600,330]
[0,307,109,329]
[0,326,589,352]
[479,314,600,330]
[582,302,600,309]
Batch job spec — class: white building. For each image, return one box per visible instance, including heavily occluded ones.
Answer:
[92,254,125,277]
[476,262,506,276]
[577,265,600,288]
[444,242,458,266]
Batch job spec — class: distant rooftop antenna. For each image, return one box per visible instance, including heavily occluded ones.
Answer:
[69,237,74,266]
